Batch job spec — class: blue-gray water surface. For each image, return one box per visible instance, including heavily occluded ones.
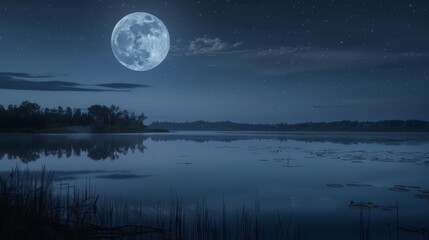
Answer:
[1,131,428,239]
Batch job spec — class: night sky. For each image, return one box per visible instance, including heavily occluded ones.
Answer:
[1,0,428,123]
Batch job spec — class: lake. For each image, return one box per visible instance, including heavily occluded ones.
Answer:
[1,132,428,239]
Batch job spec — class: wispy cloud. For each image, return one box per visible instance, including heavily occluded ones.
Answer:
[172,37,243,56]
[245,47,377,75]
[242,47,427,75]
[0,72,148,92]
[173,37,427,75]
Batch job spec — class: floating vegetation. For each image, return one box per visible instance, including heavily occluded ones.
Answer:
[415,190,429,200]
[342,154,366,162]
[331,182,429,203]
[419,189,429,194]
[176,162,193,165]
[216,146,238,149]
[282,164,301,168]
[348,201,377,209]
[348,201,397,212]
[326,182,372,188]
[373,158,396,162]
[415,194,429,200]
[387,185,425,193]
[305,149,429,167]
[346,183,364,187]
[280,159,301,168]
[388,187,410,192]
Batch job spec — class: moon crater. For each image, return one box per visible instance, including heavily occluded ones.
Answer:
[111,12,170,71]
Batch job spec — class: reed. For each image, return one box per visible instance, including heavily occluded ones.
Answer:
[3,167,428,240]
[1,167,300,240]
[0,167,162,239]
[4,166,429,240]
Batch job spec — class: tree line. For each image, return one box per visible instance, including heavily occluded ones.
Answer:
[0,101,147,131]
[150,120,429,132]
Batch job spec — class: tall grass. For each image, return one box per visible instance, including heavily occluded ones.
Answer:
[0,166,55,239]
[0,167,303,240]
[3,167,428,240]
[0,167,163,239]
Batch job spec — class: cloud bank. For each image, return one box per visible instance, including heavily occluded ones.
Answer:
[0,72,149,92]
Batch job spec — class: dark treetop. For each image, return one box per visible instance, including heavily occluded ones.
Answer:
[0,101,152,133]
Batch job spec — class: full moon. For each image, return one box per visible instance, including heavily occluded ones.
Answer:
[111,12,170,71]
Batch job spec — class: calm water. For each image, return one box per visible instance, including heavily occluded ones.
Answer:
[1,132,429,239]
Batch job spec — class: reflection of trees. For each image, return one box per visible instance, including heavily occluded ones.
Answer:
[1,132,427,163]
[0,134,146,163]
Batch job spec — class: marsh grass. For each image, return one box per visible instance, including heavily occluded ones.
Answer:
[0,167,303,240]
[0,167,163,239]
[0,166,54,239]
[2,167,428,240]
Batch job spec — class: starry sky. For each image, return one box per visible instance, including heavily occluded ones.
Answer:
[0,0,428,123]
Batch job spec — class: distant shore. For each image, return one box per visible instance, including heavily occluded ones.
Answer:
[149,120,429,132]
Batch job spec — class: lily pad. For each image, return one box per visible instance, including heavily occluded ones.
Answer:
[346,183,362,187]
[348,201,377,209]
[415,194,429,200]
[388,187,410,192]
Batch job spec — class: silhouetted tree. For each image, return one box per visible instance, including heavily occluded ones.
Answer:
[0,101,147,132]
